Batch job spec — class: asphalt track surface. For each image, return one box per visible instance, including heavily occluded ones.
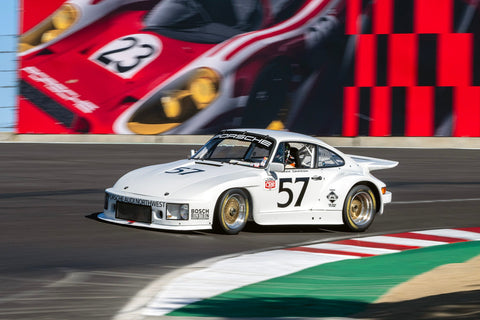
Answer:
[0,142,479,320]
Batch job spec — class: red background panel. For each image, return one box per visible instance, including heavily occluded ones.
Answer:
[346,0,362,35]
[355,34,377,87]
[453,86,480,137]
[370,86,391,136]
[415,0,452,34]
[406,86,434,136]
[343,86,359,137]
[388,34,418,86]
[437,33,473,87]
[373,0,393,34]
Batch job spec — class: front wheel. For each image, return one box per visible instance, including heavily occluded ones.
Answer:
[343,185,376,232]
[214,189,250,235]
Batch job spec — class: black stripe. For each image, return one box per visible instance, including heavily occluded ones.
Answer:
[342,35,356,87]
[417,34,437,87]
[20,80,75,127]
[434,87,453,136]
[391,87,405,136]
[359,87,371,136]
[393,0,414,34]
[454,0,467,32]
[361,0,372,34]
[474,33,480,86]
[376,34,388,86]
[361,0,371,11]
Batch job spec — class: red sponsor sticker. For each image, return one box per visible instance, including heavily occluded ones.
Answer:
[265,179,276,190]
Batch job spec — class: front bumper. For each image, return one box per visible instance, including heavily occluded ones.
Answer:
[97,213,212,231]
[100,190,212,231]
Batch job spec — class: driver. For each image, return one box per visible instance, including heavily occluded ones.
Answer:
[285,144,298,168]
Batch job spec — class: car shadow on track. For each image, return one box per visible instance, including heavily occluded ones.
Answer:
[85,212,348,236]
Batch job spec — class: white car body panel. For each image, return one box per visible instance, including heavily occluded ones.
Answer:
[99,129,398,232]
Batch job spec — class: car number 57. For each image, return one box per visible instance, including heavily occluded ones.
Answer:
[277,177,310,208]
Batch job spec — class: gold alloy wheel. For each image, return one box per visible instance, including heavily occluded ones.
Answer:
[343,185,377,232]
[222,193,246,229]
[216,189,249,234]
[224,196,241,225]
[348,191,374,226]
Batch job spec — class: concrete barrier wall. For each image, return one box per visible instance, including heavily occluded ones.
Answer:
[2,133,480,149]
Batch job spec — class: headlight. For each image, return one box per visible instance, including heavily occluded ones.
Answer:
[166,204,189,220]
[52,4,78,30]
[161,68,220,118]
[19,4,79,53]
[127,68,220,135]
[189,68,220,108]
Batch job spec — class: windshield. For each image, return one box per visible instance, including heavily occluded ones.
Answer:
[144,0,263,43]
[192,132,274,168]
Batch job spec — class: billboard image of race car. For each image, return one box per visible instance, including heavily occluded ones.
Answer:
[19,0,345,134]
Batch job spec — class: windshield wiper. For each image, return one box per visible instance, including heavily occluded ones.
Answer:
[229,159,258,167]
[195,160,222,167]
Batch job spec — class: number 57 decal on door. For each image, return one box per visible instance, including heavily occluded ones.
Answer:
[277,177,310,208]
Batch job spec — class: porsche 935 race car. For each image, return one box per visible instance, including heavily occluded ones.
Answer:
[19,0,345,134]
[99,129,398,234]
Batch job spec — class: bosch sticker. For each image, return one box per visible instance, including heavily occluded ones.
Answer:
[191,208,209,219]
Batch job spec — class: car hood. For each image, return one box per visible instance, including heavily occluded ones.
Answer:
[21,9,214,107]
[111,159,260,199]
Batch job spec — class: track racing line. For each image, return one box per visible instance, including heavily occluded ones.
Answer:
[116,227,480,319]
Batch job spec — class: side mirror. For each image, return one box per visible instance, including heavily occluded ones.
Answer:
[268,162,284,173]
[190,149,196,157]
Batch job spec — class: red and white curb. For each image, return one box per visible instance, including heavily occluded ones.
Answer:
[116,228,480,318]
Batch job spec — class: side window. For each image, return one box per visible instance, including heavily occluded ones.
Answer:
[274,142,315,169]
[317,146,345,168]
[296,143,315,169]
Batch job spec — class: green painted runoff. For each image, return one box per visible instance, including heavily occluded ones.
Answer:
[168,241,480,318]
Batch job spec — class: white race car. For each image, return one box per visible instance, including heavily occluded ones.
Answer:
[99,129,398,234]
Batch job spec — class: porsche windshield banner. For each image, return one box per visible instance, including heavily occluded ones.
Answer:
[18,0,480,137]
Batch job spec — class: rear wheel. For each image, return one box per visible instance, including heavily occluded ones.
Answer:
[214,189,250,235]
[343,185,376,232]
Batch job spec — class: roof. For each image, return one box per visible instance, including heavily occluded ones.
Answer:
[225,128,328,146]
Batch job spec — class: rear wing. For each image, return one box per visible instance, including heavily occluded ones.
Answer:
[348,155,399,172]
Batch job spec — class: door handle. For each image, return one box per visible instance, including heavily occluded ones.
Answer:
[312,175,322,181]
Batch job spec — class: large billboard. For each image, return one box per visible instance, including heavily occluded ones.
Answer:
[17,0,480,136]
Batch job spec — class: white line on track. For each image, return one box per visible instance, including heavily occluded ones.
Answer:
[353,235,446,247]
[308,243,399,255]
[392,198,480,204]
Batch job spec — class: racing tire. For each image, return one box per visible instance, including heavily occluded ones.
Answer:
[342,185,376,232]
[241,61,291,128]
[214,189,250,235]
